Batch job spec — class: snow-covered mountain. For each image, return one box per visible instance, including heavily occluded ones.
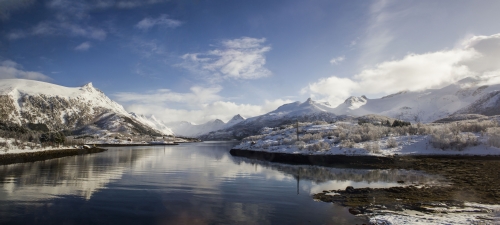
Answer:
[226,114,246,127]
[168,114,247,137]
[200,76,500,140]
[333,76,500,122]
[129,113,174,135]
[167,114,245,137]
[199,98,339,140]
[0,79,172,136]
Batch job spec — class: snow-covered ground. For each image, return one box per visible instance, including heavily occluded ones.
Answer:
[369,203,500,225]
[0,137,79,155]
[234,122,500,156]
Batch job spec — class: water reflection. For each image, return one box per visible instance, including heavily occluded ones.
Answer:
[0,142,441,224]
[0,149,156,202]
[230,156,444,194]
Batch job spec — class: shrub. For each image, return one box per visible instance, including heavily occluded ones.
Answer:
[364,142,381,154]
[430,128,479,150]
[307,141,330,151]
[295,141,306,150]
[486,127,500,148]
[387,137,398,148]
[282,138,296,145]
[392,120,411,127]
[311,133,323,140]
[302,133,313,142]
[340,139,355,149]
[349,134,362,143]
[314,121,328,125]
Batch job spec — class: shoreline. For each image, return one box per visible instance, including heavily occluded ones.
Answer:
[93,143,179,147]
[0,147,107,166]
[231,148,500,223]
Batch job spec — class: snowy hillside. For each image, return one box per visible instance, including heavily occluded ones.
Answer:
[0,79,172,136]
[129,113,174,135]
[333,76,500,122]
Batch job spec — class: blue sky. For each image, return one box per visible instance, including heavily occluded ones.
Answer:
[1,0,500,123]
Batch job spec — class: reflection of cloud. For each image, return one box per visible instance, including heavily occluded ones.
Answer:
[0,149,154,201]
[2,167,124,200]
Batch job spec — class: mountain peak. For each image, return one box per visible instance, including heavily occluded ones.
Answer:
[227,114,246,125]
[342,96,368,110]
[233,114,245,119]
[81,82,95,92]
[82,82,93,88]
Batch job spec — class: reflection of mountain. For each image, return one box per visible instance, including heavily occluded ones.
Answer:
[0,149,150,201]
[230,156,443,184]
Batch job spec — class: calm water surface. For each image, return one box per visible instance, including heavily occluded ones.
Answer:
[0,142,439,224]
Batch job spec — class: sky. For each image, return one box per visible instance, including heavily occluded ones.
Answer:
[1,0,500,124]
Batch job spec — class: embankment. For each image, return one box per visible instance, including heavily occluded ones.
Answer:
[0,148,107,165]
[229,149,396,168]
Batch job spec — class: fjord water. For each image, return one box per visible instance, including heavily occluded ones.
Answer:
[0,142,438,224]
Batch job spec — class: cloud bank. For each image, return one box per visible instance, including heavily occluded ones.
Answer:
[302,33,500,106]
[180,37,272,82]
[115,86,291,124]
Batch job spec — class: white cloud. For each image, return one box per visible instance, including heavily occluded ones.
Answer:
[123,99,292,124]
[108,0,169,9]
[115,86,223,106]
[74,42,91,51]
[49,0,169,10]
[329,56,345,65]
[135,14,182,30]
[301,76,358,106]
[7,21,107,40]
[114,85,292,123]
[0,60,51,81]
[179,37,272,81]
[358,0,396,65]
[302,33,500,106]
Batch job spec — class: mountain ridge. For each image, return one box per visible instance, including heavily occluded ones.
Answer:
[0,79,172,137]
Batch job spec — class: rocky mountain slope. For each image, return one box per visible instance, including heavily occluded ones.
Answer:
[0,79,171,136]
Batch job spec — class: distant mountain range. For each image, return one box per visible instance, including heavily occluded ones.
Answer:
[200,76,500,140]
[166,114,246,137]
[1,76,499,140]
